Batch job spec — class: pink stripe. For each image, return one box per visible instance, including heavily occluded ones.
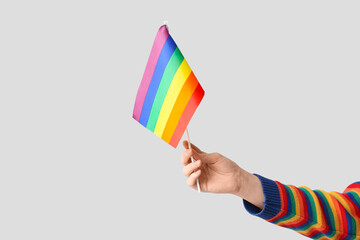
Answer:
[133,25,169,121]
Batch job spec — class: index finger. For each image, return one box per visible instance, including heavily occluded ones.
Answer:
[180,149,193,166]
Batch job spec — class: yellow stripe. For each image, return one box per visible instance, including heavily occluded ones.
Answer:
[331,191,360,234]
[154,59,191,137]
[277,186,302,226]
[322,191,341,239]
[296,187,327,235]
[331,192,350,212]
[161,73,198,143]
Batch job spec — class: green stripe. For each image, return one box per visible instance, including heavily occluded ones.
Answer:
[273,185,296,225]
[291,188,317,232]
[315,190,336,238]
[349,191,360,207]
[348,192,360,240]
[146,47,184,131]
[313,233,325,240]
[349,215,357,240]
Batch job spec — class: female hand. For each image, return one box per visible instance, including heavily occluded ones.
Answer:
[180,141,265,209]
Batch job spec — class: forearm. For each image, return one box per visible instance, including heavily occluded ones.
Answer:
[238,174,360,239]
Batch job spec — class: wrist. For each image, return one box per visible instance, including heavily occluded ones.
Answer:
[234,171,265,209]
[233,168,249,198]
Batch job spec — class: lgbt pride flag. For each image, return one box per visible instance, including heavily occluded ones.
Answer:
[133,25,205,148]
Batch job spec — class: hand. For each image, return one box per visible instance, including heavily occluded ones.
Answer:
[180,141,265,209]
[180,140,243,194]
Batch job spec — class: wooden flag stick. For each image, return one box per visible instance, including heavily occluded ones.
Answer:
[185,128,201,192]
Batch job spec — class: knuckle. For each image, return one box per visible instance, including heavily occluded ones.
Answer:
[180,155,186,164]
[181,153,189,164]
[186,178,193,186]
[212,152,221,158]
[183,163,195,176]
[183,150,189,157]
[182,166,188,176]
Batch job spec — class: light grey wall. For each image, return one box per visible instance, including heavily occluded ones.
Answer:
[1,1,359,239]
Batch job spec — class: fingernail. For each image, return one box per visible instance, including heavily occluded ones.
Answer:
[195,160,200,166]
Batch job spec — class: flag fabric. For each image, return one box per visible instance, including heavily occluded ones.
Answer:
[133,25,205,148]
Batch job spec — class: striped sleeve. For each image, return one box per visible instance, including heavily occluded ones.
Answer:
[243,174,360,239]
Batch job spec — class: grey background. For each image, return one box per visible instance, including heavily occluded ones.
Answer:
[1,1,360,239]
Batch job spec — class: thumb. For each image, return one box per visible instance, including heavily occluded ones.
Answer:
[182,140,204,154]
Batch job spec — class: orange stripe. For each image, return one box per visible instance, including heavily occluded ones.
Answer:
[344,184,360,193]
[329,193,347,239]
[317,190,341,239]
[168,83,204,148]
[277,186,302,227]
[336,192,360,220]
[298,187,309,225]
[268,182,288,222]
[281,186,308,228]
[335,193,358,216]
[294,187,327,237]
[340,193,360,237]
[161,72,198,143]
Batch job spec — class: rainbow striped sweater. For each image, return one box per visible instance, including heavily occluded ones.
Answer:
[244,175,360,239]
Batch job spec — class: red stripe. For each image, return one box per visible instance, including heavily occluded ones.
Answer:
[343,194,360,218]
[344,183,360,193]
[268,182,288,223]
[168,84,204,148]
[299,188,309,225]
[161,72,199,143]
[332,195,348,239]
[282,186,309,228]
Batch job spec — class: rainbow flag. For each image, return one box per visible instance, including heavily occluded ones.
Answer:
[133,25,205,148]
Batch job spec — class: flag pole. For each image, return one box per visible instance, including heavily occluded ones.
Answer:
[185,128,201,193]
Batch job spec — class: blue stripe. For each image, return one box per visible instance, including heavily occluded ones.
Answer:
[311,232,324,239]
[343,210,354,240]
[346,191,360,210]
[272,185,293,225]
[314,191,336,238]
[139,35,177,127]
[291,188,314,231]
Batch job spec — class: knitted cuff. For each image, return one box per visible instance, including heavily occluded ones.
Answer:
[243,174,282,220]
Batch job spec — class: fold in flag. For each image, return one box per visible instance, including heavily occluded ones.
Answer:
[133,25,205,148]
